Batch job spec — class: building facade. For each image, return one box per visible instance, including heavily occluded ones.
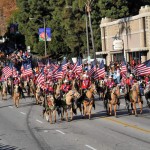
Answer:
[100,5,150,65]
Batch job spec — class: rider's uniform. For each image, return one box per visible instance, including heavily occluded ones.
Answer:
[61,83,71,94]
[68,72,75,81]
[106,80,115,88]
[48,81,54,94]
[81,78,91,90]
[14,78,20,85]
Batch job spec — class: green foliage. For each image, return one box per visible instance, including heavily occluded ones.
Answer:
[8,0,150,59]
[98,0,129,19]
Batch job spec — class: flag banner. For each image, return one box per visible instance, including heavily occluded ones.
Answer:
[136,59,150,76]
[39,28,51,41]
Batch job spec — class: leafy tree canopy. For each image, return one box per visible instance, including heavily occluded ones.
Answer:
[7,0,150,59]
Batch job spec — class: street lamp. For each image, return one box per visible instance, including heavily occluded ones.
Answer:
[29,17,47,56]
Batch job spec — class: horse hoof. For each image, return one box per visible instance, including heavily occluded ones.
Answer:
[135,114,138,117]
[115,115,118,118]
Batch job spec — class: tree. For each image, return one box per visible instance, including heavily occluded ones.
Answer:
[98,0,129,19]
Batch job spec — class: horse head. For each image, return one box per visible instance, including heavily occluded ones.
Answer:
[89,83,97,95]
[72,90,81,99]
[47,94,55,107]
[111,85,120,98]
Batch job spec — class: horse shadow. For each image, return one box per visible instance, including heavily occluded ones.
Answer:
[68,106,150,122]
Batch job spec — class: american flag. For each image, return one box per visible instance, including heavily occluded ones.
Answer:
[36,68,45,85]
[54,65,63,79]
[75,57,82,74]
[120,60,127,74]
[69,59,75,69]
[62,59,68,72]
[2,66,12,79]
[72,62,77,72]
[136,60,150,76]
[94,60,105,79]
[89,60,96,77]
[22,63,33,77]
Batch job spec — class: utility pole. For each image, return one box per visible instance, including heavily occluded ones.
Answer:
[85,11,90,63]
[43,18,47,57]
[85,0,96,60]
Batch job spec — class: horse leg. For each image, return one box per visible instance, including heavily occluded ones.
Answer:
[49,110,52,124]
[139,101,143,114]
[65,109,68,122]
[114,104,117,118]
[83,103,87,118]
[60,107,64,121]
[17,97,19,108]
[88,103,93,120]
[70,108,73,121]
[36,95,39,105]
[109,103,112,116]
[133,102,137,117]
[99,93,101,101]
[125,99,130,115]
[54,110,56,123]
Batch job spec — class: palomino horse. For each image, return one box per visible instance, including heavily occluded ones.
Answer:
[144,83,150,108]
[44,94,56,124]
[1,81,7,100]
[130,83,143,116]
[13,85,21,108]
[63,89,81,121]
[108,85,120,117]
[35,85,42,104]
[82,83,97,120]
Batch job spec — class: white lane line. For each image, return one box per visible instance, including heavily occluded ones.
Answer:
[44,130,48,133]
[85,145,97,150]
[56,130,65,135]
[20,112,26,115]
[8,106,13,109]
[36,119,43,124]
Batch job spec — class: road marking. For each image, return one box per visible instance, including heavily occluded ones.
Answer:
[36,119,43,124]
[44,130,48,133]
[103,117,150,134]
[20,112,26,115]
[56,130,65,135]
[85,145,97,150]
[8,106,13,109]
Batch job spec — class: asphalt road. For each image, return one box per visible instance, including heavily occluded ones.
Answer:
[0,94,150,150]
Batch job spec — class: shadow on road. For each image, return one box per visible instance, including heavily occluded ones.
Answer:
[0,143,22,150]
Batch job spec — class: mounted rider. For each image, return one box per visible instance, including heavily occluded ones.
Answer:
[106,76,115,89]
[81,73,91,95]
[46,80,54,95]
[60,79,71,94]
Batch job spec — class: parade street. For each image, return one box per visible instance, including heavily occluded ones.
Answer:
[0,95,150,150]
